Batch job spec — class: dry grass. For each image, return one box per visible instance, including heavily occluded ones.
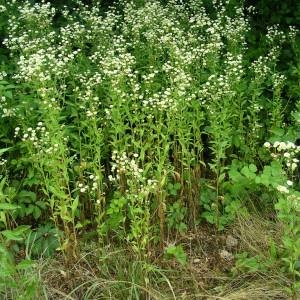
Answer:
[234,213,284,257]
[30,216,294,300]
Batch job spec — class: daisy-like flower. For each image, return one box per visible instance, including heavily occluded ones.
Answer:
[276,185,289,194]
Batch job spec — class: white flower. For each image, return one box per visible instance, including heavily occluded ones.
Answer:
[0,159,7,166]
[0,5,6,12]
[263,142,271,148]
[276,185,289,194]
[278,142,287,151]
[283,152,290,158]
[286,141,295,149]
[287,180,293,186]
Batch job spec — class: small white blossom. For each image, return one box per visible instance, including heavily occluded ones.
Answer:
[277,185,289,194]
[273,141,280,148]
[0,5,6,12]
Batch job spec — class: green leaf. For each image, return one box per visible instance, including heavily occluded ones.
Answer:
[174,182,181,190]
[36,201,46,209]
[26,204,34,215]
[269,127,285,137]
[217,173,226,184]
[249,164,257,173]
[0,203,19,210]
[75,222,83,229]
[241,165,256,180]
[16,259,34,270]
[1,225,30,241]
[48,186,68,199]
[166,245,187,265]
[2,232,19,241]
[18,190,36,203]
[0,147,11,156]
[201,211,215,224]
[33,206,41,219]
[71,197,79,215]
[0,176,6,192]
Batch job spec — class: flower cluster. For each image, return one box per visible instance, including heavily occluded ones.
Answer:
[11,47,80,83]
[0,71,7,80]
[0,158,7,166]
[224,53,244,79]
[263,141,299,195]
[0,96,17,118]
[78,173,99,193]
[277,183,292,194]
[266,25,285,44]
[4,0,56,53]
[288,26,298,40]
[110,151,142,182]
[3,1,83,85]
[14,122,66,157]
[264,141,300,171]
[272,73,286,90]
[75,73,103,119]
[14,122,47,143]
[286,193,300,210]
[142,89,177,111]
[110,151,157,196]
[251,46,280,81]
[200,74,234,105]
